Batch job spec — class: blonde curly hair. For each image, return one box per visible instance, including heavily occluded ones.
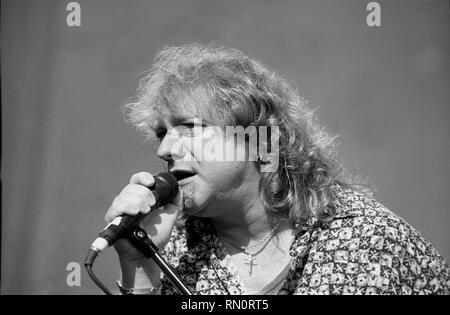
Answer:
[123,43,370,228]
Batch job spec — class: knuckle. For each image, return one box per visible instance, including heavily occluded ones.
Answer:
[108,178,155,221]
[127,194,144,206]
[146,193,156,207]
[140,203,151,214]
[112,198,137,215]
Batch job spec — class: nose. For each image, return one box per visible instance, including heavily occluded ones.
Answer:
[157,131,173,162]
[157,128,186,162]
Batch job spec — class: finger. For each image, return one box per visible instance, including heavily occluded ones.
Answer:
[129,172,155,187]
[105,194,145,222]
[121,185,156,207]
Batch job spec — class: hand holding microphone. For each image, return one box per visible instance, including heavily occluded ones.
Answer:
[91,172,182,261]
[85,171,186,295]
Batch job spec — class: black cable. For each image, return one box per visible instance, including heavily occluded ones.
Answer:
[84,249,114,295]
[85,265,114,295]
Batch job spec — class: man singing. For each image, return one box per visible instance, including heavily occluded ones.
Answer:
[104,44,449,295]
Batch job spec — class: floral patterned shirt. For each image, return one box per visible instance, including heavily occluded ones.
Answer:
[160,185,450,295]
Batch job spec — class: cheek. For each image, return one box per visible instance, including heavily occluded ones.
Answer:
[182,161,257,216]
[187,127,228,162]
[200,160,248,192]
[201,161,246,181]
[186,161,246,199]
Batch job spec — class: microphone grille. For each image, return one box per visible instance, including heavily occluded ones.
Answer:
[153,172,179,206]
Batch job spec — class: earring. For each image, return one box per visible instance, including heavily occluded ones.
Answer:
[256,155,271,165]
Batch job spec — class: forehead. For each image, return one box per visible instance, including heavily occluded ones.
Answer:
[152,87,216,127]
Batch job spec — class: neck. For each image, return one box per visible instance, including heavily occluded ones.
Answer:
[210,198,275,247]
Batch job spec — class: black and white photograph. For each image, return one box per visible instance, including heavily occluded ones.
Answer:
[2,0,449,298]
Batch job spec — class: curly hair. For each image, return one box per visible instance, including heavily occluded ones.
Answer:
[123,43,371,229]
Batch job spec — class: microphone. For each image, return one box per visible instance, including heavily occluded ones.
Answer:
[89,172,178,253]
[84,172,192,296]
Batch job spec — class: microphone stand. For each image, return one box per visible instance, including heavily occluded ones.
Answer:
[127,227,193,295]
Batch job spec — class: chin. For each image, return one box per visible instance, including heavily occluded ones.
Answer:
[178,176,216,217]
[182,196,208,216]
[180,184,199,215]
[180,188,210,217]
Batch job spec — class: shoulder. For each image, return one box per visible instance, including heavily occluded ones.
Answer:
[328,185,446,264]
[287,185,450,295]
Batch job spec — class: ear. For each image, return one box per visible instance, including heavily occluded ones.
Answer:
[256,126,280,172]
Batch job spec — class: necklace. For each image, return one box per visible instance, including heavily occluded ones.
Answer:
[219,220,283,275]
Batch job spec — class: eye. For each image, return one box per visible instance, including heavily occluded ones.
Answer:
[180,123,206,137]
[183,122,206,128]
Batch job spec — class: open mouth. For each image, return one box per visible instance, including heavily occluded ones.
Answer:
[170,169,197,183]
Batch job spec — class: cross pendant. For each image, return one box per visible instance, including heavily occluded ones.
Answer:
[244,254,257,275]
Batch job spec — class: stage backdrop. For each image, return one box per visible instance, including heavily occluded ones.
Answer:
[2,0,449,294]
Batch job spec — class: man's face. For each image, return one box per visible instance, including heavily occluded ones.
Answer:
[153,99,260,218]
